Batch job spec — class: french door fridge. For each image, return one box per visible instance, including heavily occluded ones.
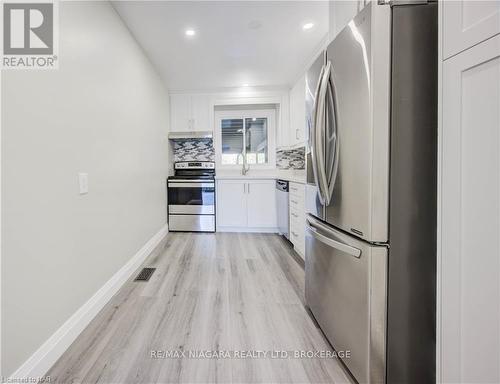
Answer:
[305,2,438,383]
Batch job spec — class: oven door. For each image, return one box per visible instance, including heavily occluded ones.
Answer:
[168,181,215,214]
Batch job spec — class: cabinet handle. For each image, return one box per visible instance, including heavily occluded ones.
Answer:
[291,213,298,218]
[247,183,250,194]
[291,199,298,204]
[243,184,246,194]
[292,231,298,237]
[296,129,299,140]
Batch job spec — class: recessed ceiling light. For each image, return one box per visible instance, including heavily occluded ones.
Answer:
[302,23,314,30]
[185,29,196,37]
[242,83,249,87]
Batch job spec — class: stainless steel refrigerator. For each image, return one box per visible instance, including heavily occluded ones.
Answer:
[304,2,437,383]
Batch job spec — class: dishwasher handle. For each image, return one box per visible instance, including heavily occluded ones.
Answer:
[276,179,289,192]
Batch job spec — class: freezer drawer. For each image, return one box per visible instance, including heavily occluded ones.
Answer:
[305,214,387,383]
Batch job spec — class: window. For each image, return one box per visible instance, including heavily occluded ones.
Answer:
[215,108,276,168]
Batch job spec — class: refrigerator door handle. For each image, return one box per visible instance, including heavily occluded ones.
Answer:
[306,216,362,258]
[314,62,332,205]
[311,64,327,204]
[325,62,340,205]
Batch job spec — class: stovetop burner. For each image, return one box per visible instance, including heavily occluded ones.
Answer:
[170,161,215,180]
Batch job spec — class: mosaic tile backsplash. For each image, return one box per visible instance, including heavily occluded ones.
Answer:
[276,147,305,170]
[172,138,215,162]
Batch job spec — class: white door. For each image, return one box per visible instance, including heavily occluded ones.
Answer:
[216,180,247,227]
[191,94,211,132]
[443,1,500,59]
[170,94,191,132]
[247,180,277,228]
[441,34,500,383]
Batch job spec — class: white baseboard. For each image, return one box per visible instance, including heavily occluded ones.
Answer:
[9,224,168,380]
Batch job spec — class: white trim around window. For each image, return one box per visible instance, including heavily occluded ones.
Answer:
[214,108,276,170]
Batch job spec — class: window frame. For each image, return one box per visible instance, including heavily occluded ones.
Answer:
[214,108,276,170]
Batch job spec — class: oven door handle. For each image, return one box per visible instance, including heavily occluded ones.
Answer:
[168,182,215,188]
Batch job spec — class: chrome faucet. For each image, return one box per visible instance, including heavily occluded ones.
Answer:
[238,153,250,175]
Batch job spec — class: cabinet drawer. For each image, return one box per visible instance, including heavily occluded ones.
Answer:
[290,213,305,244]
[290,228,303,243]
[290,209,302,221]
[289,195,304,209]
[290,213,304,231]
[289,182,305,197]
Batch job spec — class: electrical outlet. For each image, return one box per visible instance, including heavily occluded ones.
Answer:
[78,173,88,194]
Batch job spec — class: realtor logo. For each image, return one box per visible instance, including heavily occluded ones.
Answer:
[2,2,58,69]
[4,3,53,54]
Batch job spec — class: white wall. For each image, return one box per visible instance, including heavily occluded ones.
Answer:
[1,1,169,376]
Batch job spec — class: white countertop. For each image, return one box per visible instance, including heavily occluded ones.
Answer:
[215,175,276,180]
[215,170,306,184]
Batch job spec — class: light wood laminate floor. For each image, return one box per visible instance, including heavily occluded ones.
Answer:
[48,233,353,383]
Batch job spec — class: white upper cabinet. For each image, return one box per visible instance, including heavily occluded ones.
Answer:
[170,94,191,132]
[443,1,500,59]
[170,94,211,132]
[277,94,291,148]
[328,0,362,40]
[289,75,307,147]
[190,94,211,132]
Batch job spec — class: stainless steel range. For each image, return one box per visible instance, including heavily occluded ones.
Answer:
[167,161,215,232]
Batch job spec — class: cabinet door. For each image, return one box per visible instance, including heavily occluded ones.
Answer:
[170,94,191,132]
[443,1,500,59]
[328,0,360,40]
[277,94,290,148]
[247,180,277,228]
[289,75,307,146]
[295,75,307,144]
[441,35,500,383]
[191,94,211,132]
[216,180,247,228]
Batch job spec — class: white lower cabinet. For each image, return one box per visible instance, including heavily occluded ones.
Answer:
[289,182,306,258]
[247,180,278,228]
[216,179,277,232]
[216,180,247,227]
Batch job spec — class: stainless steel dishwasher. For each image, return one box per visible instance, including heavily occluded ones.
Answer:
[276,179,289,239]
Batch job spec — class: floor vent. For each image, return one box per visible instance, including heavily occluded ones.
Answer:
[134,267,156,282]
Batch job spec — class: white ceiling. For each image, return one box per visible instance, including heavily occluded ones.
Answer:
[112,1,329,91]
